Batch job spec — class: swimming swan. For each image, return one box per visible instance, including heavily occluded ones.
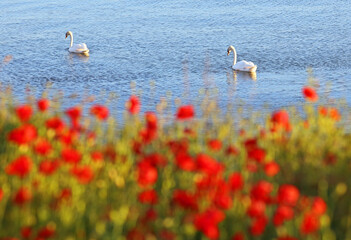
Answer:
[227,45,257,72]
[65,31,89,55]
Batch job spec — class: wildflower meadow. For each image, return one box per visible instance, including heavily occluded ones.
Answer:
[0,86,350,240]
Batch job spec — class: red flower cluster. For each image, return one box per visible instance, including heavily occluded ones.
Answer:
[319,106,341,121]
[2,95,333,239]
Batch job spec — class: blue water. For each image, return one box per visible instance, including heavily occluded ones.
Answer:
[0,0,350,115]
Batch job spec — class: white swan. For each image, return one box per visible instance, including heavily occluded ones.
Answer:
[65,31,89,55]
[227,45,257,72]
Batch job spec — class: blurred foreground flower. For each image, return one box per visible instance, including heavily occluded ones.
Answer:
[176,105,194,120]
[302,86,318,102]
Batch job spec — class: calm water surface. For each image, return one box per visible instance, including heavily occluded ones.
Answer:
[1,0,350,115]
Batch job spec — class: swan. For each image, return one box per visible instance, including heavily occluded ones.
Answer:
[227,45,257,72]
[65,31,89,55]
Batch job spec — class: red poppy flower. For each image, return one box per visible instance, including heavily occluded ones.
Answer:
[15,105,32,122]
[37,98,49,112]
[302,86,318,102]
[127,229,145,240]
[194,208,225,240]
[61,148,82,164]
[46,117,65,133]
[8,124,37,145]
[0,188,3,202]
[65,106,81,121]
[250,181,273,203]
[208,139,222,151]
[39,160,60,176]
[324,153,337,165]
[300,212,320,234]
[139,127,157,144]
[249,216,268,236]
[247,147,266,163]
[141,208,158,223]
[59,129,79,146]
[70,165,94,184]
[228,172,244,192]
[329,107,341,121]
[214,191,232,210]
[61,188,72,199]
[138,189,158,204]
[176,105,194,120]
[137,161,158,187]
[319,106,328,116]
[90,105,109,120]
[37,225,55,238]
[172,189,198,210]
[273,205,294,226]
[247,200,266,218]
[159,230,176,240]
[175,153,196,171]
[264,161,280,177]
[34,139,52,156]
[145,112,157,130]
[13,187,32,206]
[127,95,140,114]
[91,151,104,162]
[311,197,327,216]
[277,184,300,206]
[226,145,239,156]
[196,154,223,175]
[143,153,167,167]
[271,110,291,131]
[277,236,298,240]
[231,232,245,240]
[21,226,32,239]
[168,139,189,154]
[6,155,32,178]
[56,188,72,203]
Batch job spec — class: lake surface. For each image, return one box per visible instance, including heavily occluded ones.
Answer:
[1,0,350,116]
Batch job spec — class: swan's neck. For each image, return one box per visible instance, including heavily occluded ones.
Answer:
[231,46,237,66]
[68,33,73,48]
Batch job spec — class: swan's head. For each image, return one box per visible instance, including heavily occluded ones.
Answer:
[227,46,234,56]
[65,31,72,39]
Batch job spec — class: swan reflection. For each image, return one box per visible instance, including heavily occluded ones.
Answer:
[67,52,90,64]
[233,70,257,81]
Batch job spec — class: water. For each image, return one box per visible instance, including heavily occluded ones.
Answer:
[1,0,350,115]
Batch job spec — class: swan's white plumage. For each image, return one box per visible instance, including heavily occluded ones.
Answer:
[232,60,257,72]
[227,45,257,72]
[66,31,89,54]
